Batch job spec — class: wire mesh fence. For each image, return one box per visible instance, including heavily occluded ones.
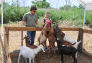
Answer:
[83,33,92,54]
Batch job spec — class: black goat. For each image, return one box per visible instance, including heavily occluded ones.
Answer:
[54,24,80,63]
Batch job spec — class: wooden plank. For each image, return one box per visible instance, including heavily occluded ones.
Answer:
[83,29,92,34]
[4,27,9,63]
[61,27,80,31]
[77,28,83,53]
[6,27,92,34]
[6,27,80,31]
[0,35,7,63]
[21,31,23,46]
[7,27,42,31]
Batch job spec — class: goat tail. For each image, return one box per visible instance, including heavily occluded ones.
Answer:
[18,53,21,63]
[78,40,81,43]
[77,40,81,45]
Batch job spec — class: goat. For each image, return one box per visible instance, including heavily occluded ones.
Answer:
[54,24,81,63]
[38,23,56,55]
[24,36,45,63]
[53,23,80,46]
[38,22,48,47]
[47,24,56,54]
[18,44,45,63]
[56,26,78,45]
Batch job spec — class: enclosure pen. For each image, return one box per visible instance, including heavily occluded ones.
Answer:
[1,26,92,63]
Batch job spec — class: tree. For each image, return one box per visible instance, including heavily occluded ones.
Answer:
[32,1,50,8]
[43,0,46,1]
[60,5,71,10]
[79,4,84,8]
[72,5,77,8]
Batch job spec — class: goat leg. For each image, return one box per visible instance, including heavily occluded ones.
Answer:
[36,54,40,63]
[25,58,28,63]
[53,48,55,54]
[61,54,64,63]
[29,58,31,63]
[18,53,21,63]
[48,47,51,57]
[53,45,56,54]
[73,55,77,63]
[48,46,51,54]
[32,58,34,63]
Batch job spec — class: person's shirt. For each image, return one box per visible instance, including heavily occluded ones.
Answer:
[22,12,38,27]
[42,17,52,27]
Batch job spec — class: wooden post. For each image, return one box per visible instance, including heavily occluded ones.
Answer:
[21,31,23,46]
[0,35,7,63]
[4,27,9,63]
[77,28,83,53]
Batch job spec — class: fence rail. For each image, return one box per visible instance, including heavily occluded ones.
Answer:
[5,27,92,34]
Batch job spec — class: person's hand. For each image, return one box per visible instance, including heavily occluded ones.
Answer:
[24,24,27,26]
[23,22,27,26]
[36,25,40,27]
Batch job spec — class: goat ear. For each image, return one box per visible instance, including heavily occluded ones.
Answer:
[23,37,25,40]
[25,35,27,37]
[23,35,27,40]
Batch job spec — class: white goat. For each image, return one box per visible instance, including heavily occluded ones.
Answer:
[18,44,45,63]
[64,34,79,44]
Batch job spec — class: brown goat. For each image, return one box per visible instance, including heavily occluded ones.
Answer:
[38,23,48,47]
[38,23,57,56]
[47,25,56,54]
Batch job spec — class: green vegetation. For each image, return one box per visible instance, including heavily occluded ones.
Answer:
[0,3,92,26]
[32,1,50,8]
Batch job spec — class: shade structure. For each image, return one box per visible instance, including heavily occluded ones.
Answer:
[78,0,92,28]
[78,0,92,10]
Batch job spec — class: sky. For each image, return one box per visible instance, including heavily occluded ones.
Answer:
[3,0,80,8]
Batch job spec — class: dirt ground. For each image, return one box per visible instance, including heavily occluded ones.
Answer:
[10,50,92,63]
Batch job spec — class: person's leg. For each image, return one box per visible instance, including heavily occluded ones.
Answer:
[30,31,36,45]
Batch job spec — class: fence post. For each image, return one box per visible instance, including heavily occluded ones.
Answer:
[77,28,83,53]
[4,27,9,63]
[21,31,23,46]
[0,35,7,63]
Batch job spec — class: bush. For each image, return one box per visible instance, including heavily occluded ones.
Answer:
[37,9,46,18]
[86,11,92,24]
[0,4,92,26]
[32,1,50,8]
[49,10,62,23]
[2,6,29,23]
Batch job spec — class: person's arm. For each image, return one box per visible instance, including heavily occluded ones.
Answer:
[36,19,39,27]
[22,20,27,26]
[22,14,27,26]
[35,14,39,27]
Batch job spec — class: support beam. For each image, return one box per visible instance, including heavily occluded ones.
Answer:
[83,9,86,28]
[6,27,80,31]
[4,27,9,63]
[77,28,83,53]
